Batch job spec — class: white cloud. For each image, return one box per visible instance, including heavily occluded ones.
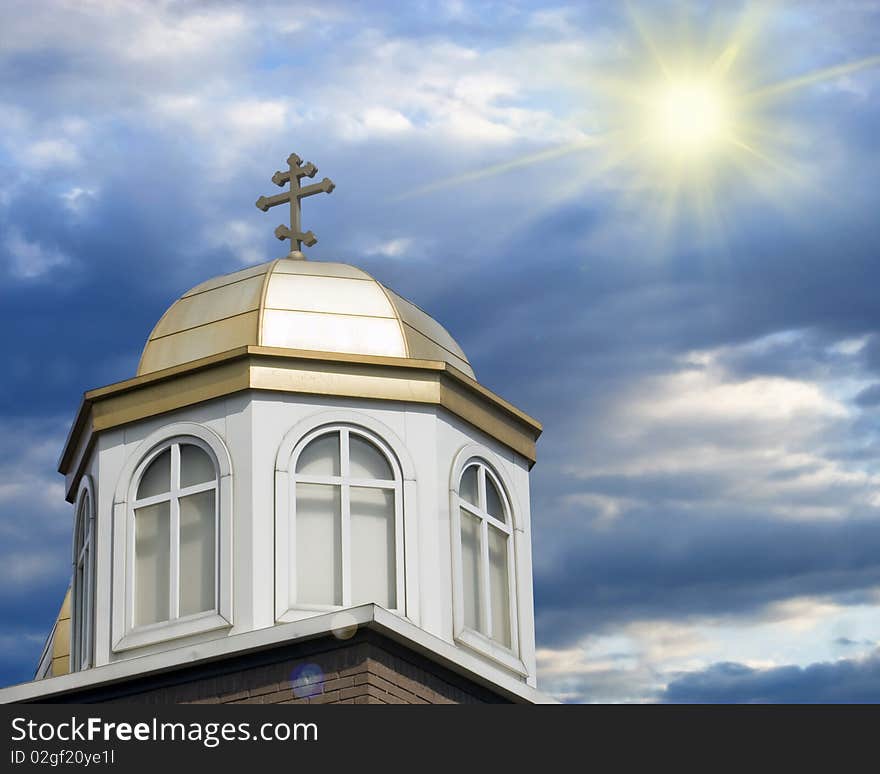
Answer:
[205,219,266,266]
[61,186,98,214]
[120,8,248,64]
[23,139,80,168]
[365,237,414,258]
[224,99,290,135]
[635,368,846,427]
[361,107,413,134]
[3,230,71,280]
[538,592,880,702]
[562,334,880,522]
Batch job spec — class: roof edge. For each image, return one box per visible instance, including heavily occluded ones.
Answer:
[0,604,556,705]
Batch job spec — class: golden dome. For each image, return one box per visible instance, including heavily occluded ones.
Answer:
[137,259,474,378]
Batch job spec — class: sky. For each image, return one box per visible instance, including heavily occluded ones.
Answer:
[1,0,880,703]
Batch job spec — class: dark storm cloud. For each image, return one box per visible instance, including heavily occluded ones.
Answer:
[861,336,880,374]
[534,502,880,647]
[0,416,74,687]
[855,384,880,408]
[662,651,880,703]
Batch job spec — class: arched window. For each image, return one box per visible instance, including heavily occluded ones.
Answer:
[131,439,218,627]
[112,422,232,652]
[291,426,403,612]
[455,459,516,650]
[71,478,95,671]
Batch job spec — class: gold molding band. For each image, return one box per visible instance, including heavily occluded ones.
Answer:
[59,346,541,501]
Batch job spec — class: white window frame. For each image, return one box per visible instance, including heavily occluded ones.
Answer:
[275,411,417,624]
[71,475,95,672]
[112,422,233,652]
[450,445,526,676]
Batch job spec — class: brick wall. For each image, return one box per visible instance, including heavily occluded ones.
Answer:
[52,631,512,704]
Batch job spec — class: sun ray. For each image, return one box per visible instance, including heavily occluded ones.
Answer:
[727,136,781,170]
[397,136,606,199]
[624,0,672,79]
[710,44,741,79]
[746,55,880,101]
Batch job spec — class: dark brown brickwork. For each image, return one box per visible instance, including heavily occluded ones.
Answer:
[38,630,514,704]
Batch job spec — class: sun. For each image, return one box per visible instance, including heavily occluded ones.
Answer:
[405,2,880,245]
[603,38,756,189]
[581,4,880,242]
[646,76,732,157]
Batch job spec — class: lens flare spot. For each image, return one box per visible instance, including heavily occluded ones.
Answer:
[330,611,359,641]
[290,663,324,698]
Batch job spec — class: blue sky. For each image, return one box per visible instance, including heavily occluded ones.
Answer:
[2,0,880,702]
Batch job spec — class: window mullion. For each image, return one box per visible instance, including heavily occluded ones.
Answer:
[341,483,351,606]
[176,479,217,498]
[480,517,492,637]
[170,443,181,621]
[293,474,346,486]
[340,429,351,607]
[394,481,404,613]
[131,492,172,509]
[477,465,487,512]
[213,480,220,611]
[340,428,350,478]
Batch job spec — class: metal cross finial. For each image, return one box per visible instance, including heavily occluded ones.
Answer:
[255,152,335,259]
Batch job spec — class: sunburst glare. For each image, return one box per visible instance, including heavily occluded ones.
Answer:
[647,77,731,156]
[404,2,879,249]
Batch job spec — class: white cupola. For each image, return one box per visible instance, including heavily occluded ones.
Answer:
[10,154,547,704]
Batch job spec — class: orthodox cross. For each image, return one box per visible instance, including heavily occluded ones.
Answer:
[256,152,335,258]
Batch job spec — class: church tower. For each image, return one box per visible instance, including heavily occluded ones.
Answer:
[1,154,549,704]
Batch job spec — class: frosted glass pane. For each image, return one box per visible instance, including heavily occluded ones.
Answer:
[460,465,478,506]
[350,487,395,608]
[138,449,170,499]
[460,509,482,632]
[179,489,216,616]
[76,493,90,549]
[134,501,170,626]
[486,476,505,522]
[74,563,84,665]
[296,433,340,476]
[349,435,393,480]
[488,526,511,647]
[81,544,91,668]
[295,483,341,605]
[180,444,215,488]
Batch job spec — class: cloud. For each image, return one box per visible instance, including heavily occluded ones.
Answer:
[662,651,880,703]
[60,186,98,214]
[528,332,880,677]
[538,594,880,702]
[3,229,71,280]
[0,417,72,684]
[23,138,80,168]
[366,237,415,258]
[855,383,880,408]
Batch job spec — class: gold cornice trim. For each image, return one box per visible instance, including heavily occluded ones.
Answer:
[90,360,250,433]
[60,348,541,500]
